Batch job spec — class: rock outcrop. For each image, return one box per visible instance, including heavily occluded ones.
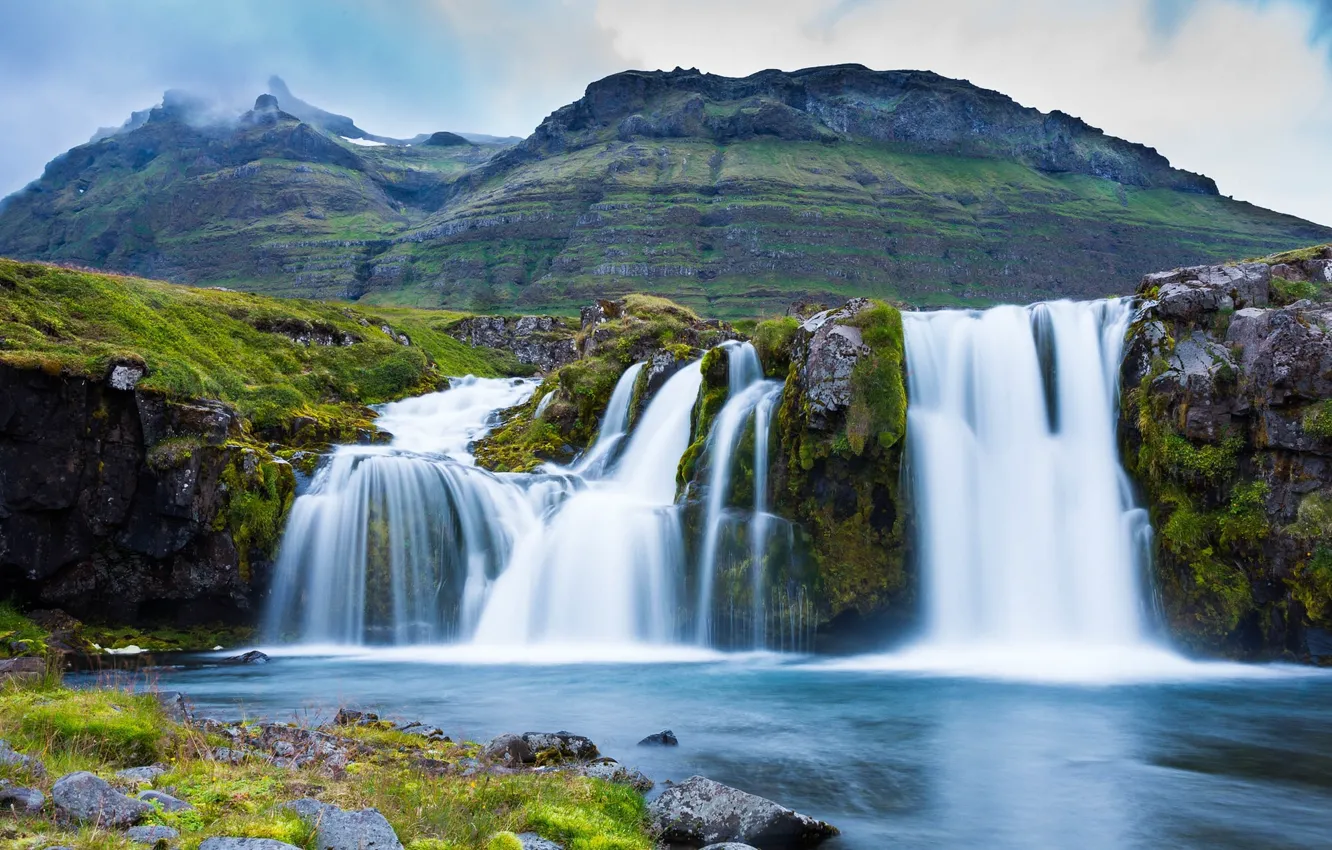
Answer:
[445,315,578,371]
[1120,246,1332,658]
[0,365,296,626]
[648,775,838,849]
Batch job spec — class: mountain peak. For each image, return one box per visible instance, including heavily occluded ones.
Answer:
[520,64,1216,194]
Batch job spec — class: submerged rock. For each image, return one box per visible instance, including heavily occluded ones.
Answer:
[222,650,269,665]
[638,729,679,746]
[648,775,838,849]
[284,797,404,850]
[51,771,152,827]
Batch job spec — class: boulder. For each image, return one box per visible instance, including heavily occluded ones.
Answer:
[0,783,45,813]
[638,729,679,746]
[284,798,404,850]
[0,738,45,777]
[199,841,302,850]
[155,691,193,723]
[116,765,169,785]
[51,771,152,827]
[516,834,563,850]
[648,776,838,849]
[0,657,46,685]
[138,789,195,812]
[794,298,873,428]
[582,759,653,793]
[334,708,378,726]
[482,731,598,765]
[126,825,179,846]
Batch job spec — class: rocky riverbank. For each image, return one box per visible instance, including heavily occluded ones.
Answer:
[0,677,838,849]
[1120,244,1332,659]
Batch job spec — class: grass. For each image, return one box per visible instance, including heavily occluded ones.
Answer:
[0,679,654,850]
[0,259,524,440]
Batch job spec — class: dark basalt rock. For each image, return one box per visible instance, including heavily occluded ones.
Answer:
[0,364,295,626]
[648,775,839,849]
[638,729,679,746]
[222,650,269,665]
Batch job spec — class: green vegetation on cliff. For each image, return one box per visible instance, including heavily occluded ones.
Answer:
[773,301,910,624]
[0,259,521,441]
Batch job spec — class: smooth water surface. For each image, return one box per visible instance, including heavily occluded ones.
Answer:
[86,656,1332,850]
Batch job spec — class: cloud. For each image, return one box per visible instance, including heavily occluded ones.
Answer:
[0,0,1329,226]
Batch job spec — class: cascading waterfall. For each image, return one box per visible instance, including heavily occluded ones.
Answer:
[903,299,1152,652]
[263,377,555,644]
[574,361,644,476]
[472,362,703,644]
[693,342,789,647]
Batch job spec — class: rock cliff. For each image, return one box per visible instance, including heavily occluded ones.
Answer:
[0,365,294,625]
[1120,244,1332,659]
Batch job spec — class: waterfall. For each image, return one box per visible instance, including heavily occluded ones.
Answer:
[574,361,644,476]
[693,342,785,647]
[903,300,1147,650]
[263,377,551,644]
[472,362,703,644]
[266,357,711,647]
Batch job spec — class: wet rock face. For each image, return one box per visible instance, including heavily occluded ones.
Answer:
[1121,259,1332,659]
[446,314,577,371]
[648,775,839,849]
[0,364,294,626]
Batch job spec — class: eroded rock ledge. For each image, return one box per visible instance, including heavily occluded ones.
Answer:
[1120,245,1332,659]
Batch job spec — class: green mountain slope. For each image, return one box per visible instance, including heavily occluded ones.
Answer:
[2,67,1328,317]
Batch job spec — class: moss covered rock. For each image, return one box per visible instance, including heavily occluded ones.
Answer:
[1121,250,1332,659]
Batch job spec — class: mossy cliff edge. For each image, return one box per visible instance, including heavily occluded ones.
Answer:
[0,259,524,633]
[1119,244,1332,659]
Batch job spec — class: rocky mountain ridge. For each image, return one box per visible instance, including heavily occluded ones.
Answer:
[1,69,1328,315]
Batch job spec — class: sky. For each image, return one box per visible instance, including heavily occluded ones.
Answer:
[1,0,1329,224]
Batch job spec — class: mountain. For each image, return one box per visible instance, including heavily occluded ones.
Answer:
[2,66,1329,317]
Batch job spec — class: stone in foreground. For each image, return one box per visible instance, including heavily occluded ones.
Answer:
[516,834,563,850]
[117,765,169,785]
[0,783,45,813]
[51,771,152,827]
[648,776,838,849]
[127,825,180,845]
[199,840,302,850]
[0,738,46,777]
[139,789,196,811]
[285,798,404,849]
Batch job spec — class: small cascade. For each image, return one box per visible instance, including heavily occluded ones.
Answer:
[693,341,791,648]
[263,378,551,644]
[903,299,1148,651]
[472,362,702,643]
[574,361,645,477]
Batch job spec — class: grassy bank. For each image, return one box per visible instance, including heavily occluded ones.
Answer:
[0,259,525,437]
[0,679,653,849]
